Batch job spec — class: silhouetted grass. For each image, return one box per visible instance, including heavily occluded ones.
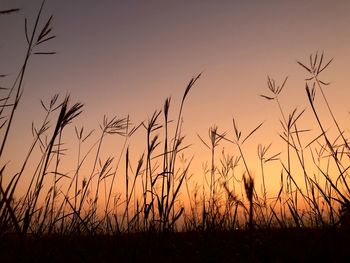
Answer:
[2,1,350,262]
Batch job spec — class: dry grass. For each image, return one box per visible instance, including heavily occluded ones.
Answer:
[1,3,350,262]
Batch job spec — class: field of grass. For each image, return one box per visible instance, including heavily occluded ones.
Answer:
[2,1,350,262]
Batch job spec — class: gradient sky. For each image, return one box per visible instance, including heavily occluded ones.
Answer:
[2,0,350,196]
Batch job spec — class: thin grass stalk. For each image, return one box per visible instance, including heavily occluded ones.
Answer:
[0,0,47,158]
[125,148,129,232]
[105,116,131,214]
[5,98,57,221]
[166,74,201,229]
[48,130,63,233]
[160,97,170,230]
[306,85,350,196]
[79,128,106,213]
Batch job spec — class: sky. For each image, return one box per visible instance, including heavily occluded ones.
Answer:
[1,0,350,201]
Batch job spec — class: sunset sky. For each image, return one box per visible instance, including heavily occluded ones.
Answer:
[2,0,350,197]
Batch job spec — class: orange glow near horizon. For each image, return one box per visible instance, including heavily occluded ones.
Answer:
[1,0,350,225]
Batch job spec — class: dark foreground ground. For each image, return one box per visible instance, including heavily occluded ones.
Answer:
[1,228,350,262]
